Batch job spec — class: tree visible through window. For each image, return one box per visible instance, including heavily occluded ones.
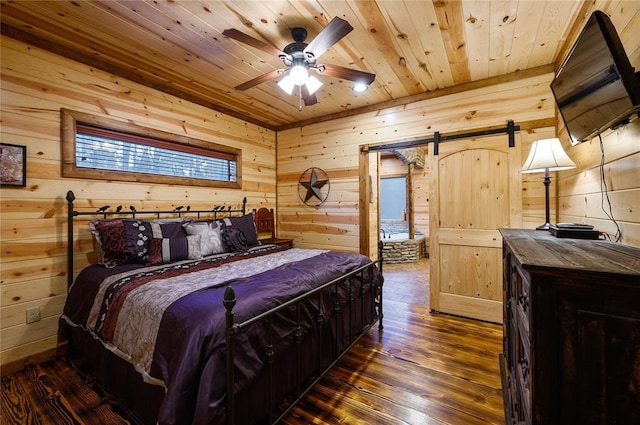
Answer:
[62,109,241,188]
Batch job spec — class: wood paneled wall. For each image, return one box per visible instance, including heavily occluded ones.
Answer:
[277,71,557,253]
[554,3,640,248]
[0,37,276,372]
[556,120,640,247]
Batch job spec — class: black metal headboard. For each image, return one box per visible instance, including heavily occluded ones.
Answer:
[65,190,247,288]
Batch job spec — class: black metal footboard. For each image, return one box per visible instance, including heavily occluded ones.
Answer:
[224,242,384,425]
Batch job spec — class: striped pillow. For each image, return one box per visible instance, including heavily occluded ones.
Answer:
[146,235,201,266]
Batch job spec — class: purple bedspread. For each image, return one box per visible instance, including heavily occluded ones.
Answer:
[62,246,382,424]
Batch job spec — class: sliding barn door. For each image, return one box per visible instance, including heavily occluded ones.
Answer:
[429,134,522,323]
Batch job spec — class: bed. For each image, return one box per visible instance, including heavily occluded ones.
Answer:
[59,190,384,425]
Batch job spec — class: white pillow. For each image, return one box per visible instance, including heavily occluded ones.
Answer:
[182,221,224,256]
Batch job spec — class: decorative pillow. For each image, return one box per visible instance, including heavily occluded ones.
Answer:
[93,219,128,268]
[123,220,153,263]
[221,213,259,247]
[88,220,106,263]
[146,234,201,266]
[222,225,249,252]
[93,219,154,267]
[149,221,186,239]
[182,221,225,256]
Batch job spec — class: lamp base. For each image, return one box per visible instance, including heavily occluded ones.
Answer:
[536,222,551,231]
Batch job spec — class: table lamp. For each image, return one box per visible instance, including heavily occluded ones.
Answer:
[521,137,576,230]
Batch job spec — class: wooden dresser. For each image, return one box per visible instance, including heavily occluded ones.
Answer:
[499,229,640,425]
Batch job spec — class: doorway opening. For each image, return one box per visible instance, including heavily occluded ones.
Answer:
[378,153,428,264]
[359,146,431,306]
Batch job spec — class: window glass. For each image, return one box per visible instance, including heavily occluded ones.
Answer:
[61,109,241,188]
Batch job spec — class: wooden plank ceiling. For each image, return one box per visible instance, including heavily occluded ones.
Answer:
[1,0,590,130]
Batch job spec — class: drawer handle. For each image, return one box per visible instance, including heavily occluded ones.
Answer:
[518,292,529,312]
[519,357,530,388]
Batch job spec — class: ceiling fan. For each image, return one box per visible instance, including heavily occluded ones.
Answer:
[222,17,375,110]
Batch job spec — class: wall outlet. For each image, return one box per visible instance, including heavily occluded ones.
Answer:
[26,307,41,324]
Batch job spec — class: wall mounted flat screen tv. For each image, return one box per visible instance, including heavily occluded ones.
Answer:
[550,10,640,145]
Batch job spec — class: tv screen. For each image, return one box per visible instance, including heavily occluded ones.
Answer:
[550,11,640,144]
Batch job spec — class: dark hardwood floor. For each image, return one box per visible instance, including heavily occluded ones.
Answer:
[283,258,504,424]
[2,258,504,424]
[382,258,431,306]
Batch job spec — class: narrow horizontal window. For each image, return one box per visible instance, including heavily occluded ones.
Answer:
[61,109,241,188]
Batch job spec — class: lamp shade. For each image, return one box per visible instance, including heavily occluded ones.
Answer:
[521,138,576,173]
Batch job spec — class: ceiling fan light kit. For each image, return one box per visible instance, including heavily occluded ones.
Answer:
[288,65,309,85]
[277,75,296,95]
[303,76,323,95]
[223,17,375,110]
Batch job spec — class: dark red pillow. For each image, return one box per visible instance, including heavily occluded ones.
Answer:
[94,220,127,268]
[94,219,153,267]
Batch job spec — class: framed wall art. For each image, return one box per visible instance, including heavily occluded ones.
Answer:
[1,143,27,187]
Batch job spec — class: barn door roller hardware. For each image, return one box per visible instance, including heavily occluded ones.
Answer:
[363,120,519,155]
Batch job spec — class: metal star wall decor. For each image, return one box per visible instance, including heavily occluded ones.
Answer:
[298,167,330,206]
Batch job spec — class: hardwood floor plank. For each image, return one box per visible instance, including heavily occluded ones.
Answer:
[363,308,502,387]
[283,291,504,425]
[323,365,492,425]
[0,373,37,424]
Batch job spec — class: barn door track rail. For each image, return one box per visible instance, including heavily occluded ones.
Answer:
[363,120,518,155]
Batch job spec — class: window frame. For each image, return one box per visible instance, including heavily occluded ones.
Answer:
[61,109,242,188]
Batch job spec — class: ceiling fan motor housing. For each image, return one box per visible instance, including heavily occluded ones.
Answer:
[282,28,316,68]
[291,27,307,43]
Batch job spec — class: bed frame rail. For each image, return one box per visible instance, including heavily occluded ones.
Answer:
[224,241,384,425]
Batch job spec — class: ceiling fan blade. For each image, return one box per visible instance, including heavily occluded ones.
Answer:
[318,64,376,85]
[222,28,285,57]
[301,85,318,106]
[234,69,283,91]
[304,17,353,59]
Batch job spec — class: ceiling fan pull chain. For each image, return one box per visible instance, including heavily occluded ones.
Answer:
[298,85,303,112]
